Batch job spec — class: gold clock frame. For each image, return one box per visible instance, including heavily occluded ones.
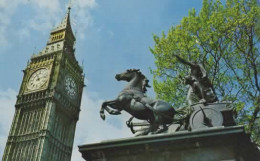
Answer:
[24,66,52,94]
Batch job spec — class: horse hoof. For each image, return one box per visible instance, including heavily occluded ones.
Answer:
[113,111,121,115]
[100,114,106,120]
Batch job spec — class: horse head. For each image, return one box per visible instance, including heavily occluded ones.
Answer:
[115,69,151,93]
[115,69,139,82]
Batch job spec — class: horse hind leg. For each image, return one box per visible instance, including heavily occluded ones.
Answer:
[135,127,151,136]
[100,107,119,120]
[100,100,122,120]
[153,124,168,134]
[151,113,170,134]
[134,119,157,136]
[141,120,160,136]
[100,107,106,120]
[106,107,121,115]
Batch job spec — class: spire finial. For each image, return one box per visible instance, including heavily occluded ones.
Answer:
[67,0,72,11]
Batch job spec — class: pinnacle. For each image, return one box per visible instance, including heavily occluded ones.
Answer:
[50,6,72,34]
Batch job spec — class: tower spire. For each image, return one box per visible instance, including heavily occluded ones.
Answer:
[2,1,84,160]
[47,5,75,45]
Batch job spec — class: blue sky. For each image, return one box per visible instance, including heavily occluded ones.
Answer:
[0,0,202,160]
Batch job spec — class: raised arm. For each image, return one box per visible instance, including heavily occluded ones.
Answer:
[198,64,207,78]
[173,54,194,67]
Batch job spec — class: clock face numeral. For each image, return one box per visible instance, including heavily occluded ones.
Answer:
[27,68,49,90]
[65,75,77,99]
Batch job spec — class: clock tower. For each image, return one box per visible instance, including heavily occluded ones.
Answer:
[3,7,84,161]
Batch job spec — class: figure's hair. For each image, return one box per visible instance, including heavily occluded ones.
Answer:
[126,69,151,92]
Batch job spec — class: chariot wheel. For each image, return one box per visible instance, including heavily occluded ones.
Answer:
[189,107,223,130]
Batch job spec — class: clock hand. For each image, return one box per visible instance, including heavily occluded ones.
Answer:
[36,75,40,81]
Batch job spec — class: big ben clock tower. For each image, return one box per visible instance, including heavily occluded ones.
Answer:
[3,7,84,161]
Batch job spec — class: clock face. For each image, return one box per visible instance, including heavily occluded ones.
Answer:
[27,68,49,90]
[65,75,77,98]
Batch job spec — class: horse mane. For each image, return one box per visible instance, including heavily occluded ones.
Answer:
[126,69,151,93]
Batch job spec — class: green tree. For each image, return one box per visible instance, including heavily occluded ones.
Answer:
[150,0,260,144]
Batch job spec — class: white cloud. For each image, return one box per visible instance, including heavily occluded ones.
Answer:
[0,89,17,157]
[17,28,30,39]
[73,0,97,8]
[26,0,98,39]
[0,0,26,47]
[0,0,59,47]
[70,0,97,39]
[71,90,132,161]
[27,19,55,33]
[0,0,97,50]
[108,30,114,37]
[30,0,61,13]
[0,26,8,47]
[26,0,62,33]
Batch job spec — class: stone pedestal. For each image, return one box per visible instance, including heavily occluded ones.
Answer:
[78,126,260,161]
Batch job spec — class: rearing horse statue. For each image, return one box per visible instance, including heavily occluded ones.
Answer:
[100,69,176,135]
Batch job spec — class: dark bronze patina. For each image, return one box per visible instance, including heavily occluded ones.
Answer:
[173,54,218,105]
[100,69,176,135]
[100,65,235,135]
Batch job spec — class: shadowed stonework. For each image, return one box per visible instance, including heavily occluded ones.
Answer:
[79,126,260,161]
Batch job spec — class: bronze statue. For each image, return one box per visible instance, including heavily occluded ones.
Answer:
[173,54,218,105]
[100,69,176,135]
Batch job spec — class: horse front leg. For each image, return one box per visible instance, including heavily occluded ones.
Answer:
[100,99,121,120]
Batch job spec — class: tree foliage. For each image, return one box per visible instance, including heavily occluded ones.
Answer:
[150,0,260,144]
